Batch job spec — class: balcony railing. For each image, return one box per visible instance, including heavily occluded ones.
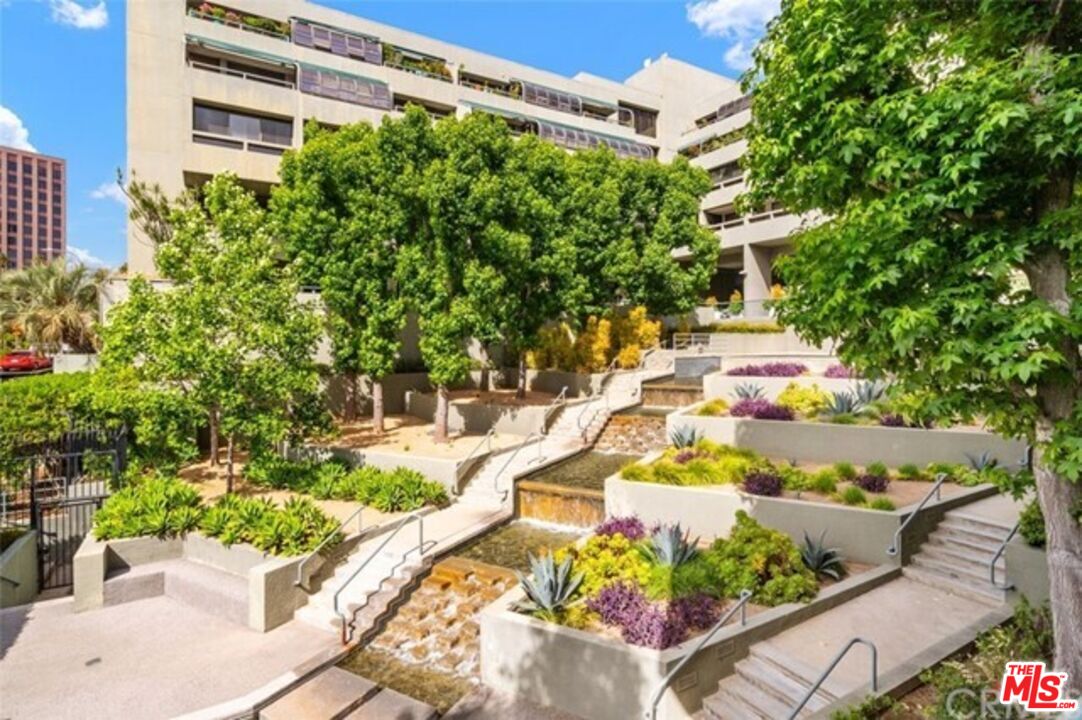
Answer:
[383,59,453,83]
[459,78,521,99]
[187,8,290,41]
[187,60,296,88]
[192,131,290,155]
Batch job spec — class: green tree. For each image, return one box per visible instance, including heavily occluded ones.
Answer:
[273,114,433,431]
[562,149,719,320]
[0,258,106,353]
[103,174,324,489]
[742,0,1081,673]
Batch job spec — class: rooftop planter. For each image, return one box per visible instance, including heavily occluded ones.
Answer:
[188,2,290,39]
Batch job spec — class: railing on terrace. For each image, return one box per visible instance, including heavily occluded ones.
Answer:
[645,589,753,720]
[187,9,290,40]
[383,60,453,83]
[294,504,365,590]
[458,78,520,99]
[786,638,878,720]
[192,131,290,156]
[187,60,296,88]
[710,173,745,190]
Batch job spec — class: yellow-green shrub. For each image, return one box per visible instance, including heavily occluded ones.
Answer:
[621,441,764,486]
[696,399,729,416]
[776,382,830,417]
[554,532,652,597]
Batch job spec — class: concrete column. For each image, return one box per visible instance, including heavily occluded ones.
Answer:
[741,244,773,318]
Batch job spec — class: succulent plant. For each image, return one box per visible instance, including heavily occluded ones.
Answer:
[639,523,700,567]
[800,531,847,581]
[821,390,865,417]
[853,380,886,407]
[514,553,584,622]
[965,451,999,471]
[733,382,766,400]
[743,471,784,497]
[669,426,702,449]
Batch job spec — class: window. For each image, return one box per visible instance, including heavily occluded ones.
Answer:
[522,82,583,116]
[298,66,392,110]
[193,103,293,146]
[292,20,381,65]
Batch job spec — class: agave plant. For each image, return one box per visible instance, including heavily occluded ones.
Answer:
[733,382,766,400]
[821,390,865,417]
[668,426,702,449]
[514,553,584,622]
[639,523,700,567]
[801,530,847,581]
[965,451,999,471]
[853,380,886,407]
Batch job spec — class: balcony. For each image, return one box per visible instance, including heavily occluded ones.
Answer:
[186,2,289,41]
[679,126,746,159]
[692,94,752,131]
[381,44,453,83]
[715,208,803,248]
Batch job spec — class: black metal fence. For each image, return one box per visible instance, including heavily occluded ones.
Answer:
[1,423,128,591]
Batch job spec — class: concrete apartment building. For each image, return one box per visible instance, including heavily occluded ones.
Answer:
[127,0,793,309]
[0,146,66,270]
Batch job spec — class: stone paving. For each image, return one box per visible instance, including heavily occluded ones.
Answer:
[593,414,668,455]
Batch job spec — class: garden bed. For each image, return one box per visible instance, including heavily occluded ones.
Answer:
[406,390,555,435]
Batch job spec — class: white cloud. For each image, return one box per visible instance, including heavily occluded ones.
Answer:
[686,0,779,70]
[90,181,127,205]
[0,106,36,152]
[48,0,108,30]
[67,245,109,269]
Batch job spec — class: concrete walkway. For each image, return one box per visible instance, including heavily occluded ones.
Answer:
[0,595,336,720]
[953,492,1027,529]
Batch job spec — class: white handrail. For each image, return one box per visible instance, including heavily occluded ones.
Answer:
[541,386,569,434]
[295,504,364,589]
[645,589,753,720]
[455,428,495,487]
[491,432,544,498]
[333,511,425,643]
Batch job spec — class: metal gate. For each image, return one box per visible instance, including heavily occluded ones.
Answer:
[2,424,127,592]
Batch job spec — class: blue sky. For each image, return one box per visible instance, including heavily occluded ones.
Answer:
[0,0,775,269]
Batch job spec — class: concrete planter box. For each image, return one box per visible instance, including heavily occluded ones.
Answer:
[0,530,38,608]
[480,565,898,720]
[719,352,838,374]
[702,374,857,403]
[73,533,315,632]
[406,390,551,435]
[606,475,997,566]
[668,406,1026,468]
[298,444,474,495]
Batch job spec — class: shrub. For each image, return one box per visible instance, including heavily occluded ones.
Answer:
[729,398,794,421]
[645,556,718,600]
[839,486,867,506]
[621,441,763,487]
[809,468,838,494]
[595,515,646,540]
[820,390,865,418]
[868,498,896,511]
[853,472,889,493]
[555,532,652,598]
[776,382,830,417]
[824,364,856,379]
[777,464,812,492]
[356,467,448,512]
[897,463,922,480]
[878,413,906,427]
[800,531,846,581]
[707,320,784,334]
[695,399,729,417]
[1018,499,1045,548]
[865,461,889,477]
[704,511,818,605]
[726,362,808,377]
[587,582,648,626]
[199,494,339,555]
[834,462,857,480]
[743,471,783,497]
[93,474,204,540]
[588,584,720,649]
[244,455,320,491]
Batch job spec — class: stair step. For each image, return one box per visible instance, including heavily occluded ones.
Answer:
[260,667,377,720]
[719,675,804,720]
[736,656,829,712]
[703,685,763,720]
[342,687,438,720]
[923,537,1000,565]
[927,529,1003,556]
[913,550,1001,581]
[937,520,1009,545]
[943,511,1015,535]
[749,644,846,700]
[902,566,1006,606]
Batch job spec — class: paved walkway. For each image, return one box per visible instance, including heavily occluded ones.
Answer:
[953,492,1027,529]
[0,595,336,720]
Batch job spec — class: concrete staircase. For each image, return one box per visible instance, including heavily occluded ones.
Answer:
[456,433,581,508]
[704,644,840,720]
[260,666,436,720]
[903,507,1013,605]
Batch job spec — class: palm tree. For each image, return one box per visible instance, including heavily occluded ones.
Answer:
[0,258,106,353]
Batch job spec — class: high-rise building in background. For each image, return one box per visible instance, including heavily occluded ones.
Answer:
[127,0,798,310]
[0,146,66,270]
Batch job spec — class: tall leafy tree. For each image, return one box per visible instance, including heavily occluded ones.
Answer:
[0,258,105,353]
[742,0,1082,673]
[103,174,323,488]
[562,150,719,320]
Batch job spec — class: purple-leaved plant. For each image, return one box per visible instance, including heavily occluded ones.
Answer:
[824,364,857,378]
[729,398,795,421]
[853,473,890,493]
[726,362,808,377]
[594,516,647,541]
[586,582,649,625]
[743,471,784,497]
[671,593,721,629]
[879,413,906,427]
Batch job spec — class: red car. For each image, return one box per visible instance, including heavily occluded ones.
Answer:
[0,351,53,374]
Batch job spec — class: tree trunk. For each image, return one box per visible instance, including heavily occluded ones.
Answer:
[225,435,235,494]
[208,407,220,466]
[479,346,491,392]
[434,385,450,443]
[372,379,385,434]
[343,372,358,422]
[516,352,528,400]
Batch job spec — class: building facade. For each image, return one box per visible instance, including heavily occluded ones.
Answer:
[0,146,66,270]
[127,0,792,311]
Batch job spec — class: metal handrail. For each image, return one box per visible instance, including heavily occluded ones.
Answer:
[295,504,365,589]
[0,575,18,588]
[491,432,544,498]
[886,472,947,557]
[786,637,878,720]
[645,589,752,720]
[541,386,569,434]
[456,428,495,485]
[334,511,425,644]
[990,520,1020,589]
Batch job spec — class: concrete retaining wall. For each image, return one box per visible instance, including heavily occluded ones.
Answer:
[295,443,475,495]
[667,409,1026,469]
[72,534,307,632]
[702,374,856,403]
[0,530,38,608]
[405,390,551,435]
[53,353,99,374]
[1007,539,1049,605]
[480,566,898,720]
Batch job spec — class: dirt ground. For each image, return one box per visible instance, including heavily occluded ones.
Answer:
[329,415,523,459]
[783,477,970,509]
[178,458,398,528]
